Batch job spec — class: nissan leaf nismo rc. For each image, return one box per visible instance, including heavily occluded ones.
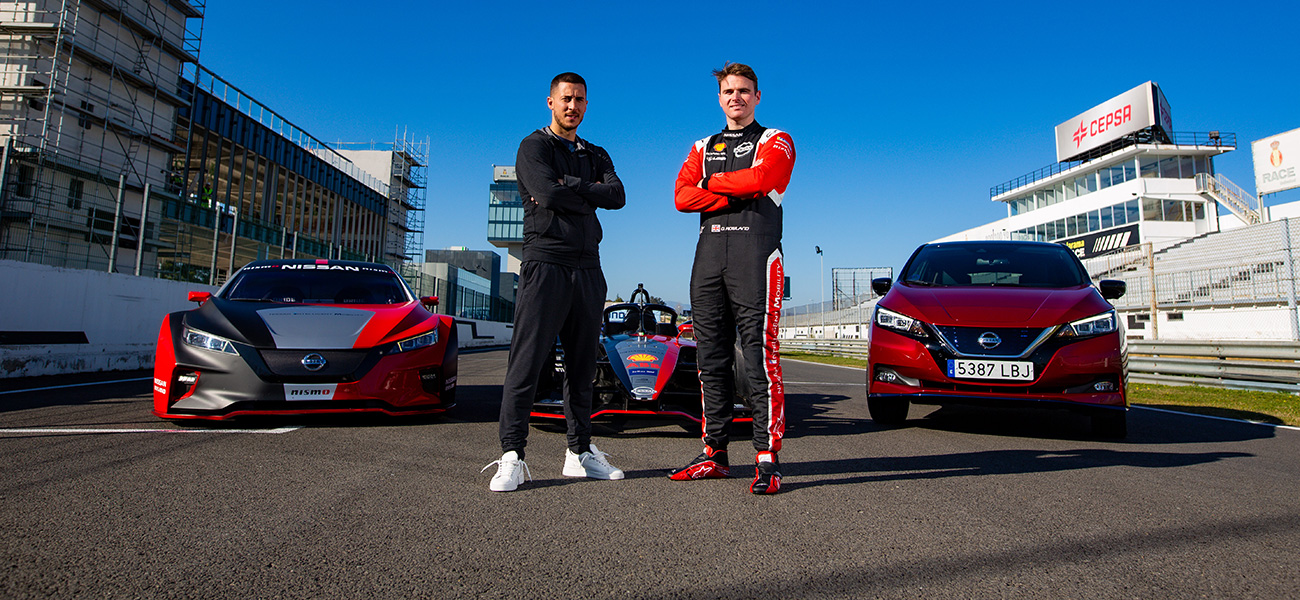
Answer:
[867,241,1128,437]
[153,260,458,421]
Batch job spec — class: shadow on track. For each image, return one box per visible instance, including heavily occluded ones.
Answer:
[910,404,1277,444]
[789,446,1253,490]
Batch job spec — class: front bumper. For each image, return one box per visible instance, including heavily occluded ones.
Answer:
[867,326,1126,409]
[152,316,456,420]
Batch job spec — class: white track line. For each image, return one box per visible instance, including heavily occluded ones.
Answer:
[1131,406,1300,432]
[0,377,151,395]
[782,358,865,371]
[0,426,301,435]
[785,381,860,386]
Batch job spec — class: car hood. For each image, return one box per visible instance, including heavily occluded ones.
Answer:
[881,284,1111,327]
[183,298,436,349]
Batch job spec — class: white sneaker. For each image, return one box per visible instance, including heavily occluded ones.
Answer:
[482,451,531,492]
[562,443,625,480]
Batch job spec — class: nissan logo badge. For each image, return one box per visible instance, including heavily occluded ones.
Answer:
[301,353,327,371]
[977,332,1002,349]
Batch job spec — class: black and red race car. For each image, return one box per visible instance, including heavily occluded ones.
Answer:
[152,259,457,421]
[532,285,752,427]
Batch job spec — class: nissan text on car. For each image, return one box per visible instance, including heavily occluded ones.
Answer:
[867,241,1128,437]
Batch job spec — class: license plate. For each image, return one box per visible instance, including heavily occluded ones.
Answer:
[947,359,1034,381]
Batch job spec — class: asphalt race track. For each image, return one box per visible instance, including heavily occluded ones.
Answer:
[2,350,1298,599]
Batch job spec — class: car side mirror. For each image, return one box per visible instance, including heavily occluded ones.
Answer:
[677,322,694,340]
[1099,280,1126,300]
[188,291,211,304]
[871,277,892,296]
[421,296,439,309]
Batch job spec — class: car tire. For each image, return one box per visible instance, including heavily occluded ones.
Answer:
[868,397,909,426]
[1091,409,1127,438]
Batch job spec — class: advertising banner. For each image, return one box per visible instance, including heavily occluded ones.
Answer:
[1253,128,1300,196]
[1059,223,1141,259]
[1055,82,1171,163]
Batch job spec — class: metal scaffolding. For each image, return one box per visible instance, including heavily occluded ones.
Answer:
[328,129,428,280]
[0,0,204,273]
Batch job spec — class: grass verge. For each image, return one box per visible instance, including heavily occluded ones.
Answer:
[783,351,867,369]
[1128,383,1300,427]
[783,351,1300,427]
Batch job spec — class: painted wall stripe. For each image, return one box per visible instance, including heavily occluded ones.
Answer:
[0,426,302,435]
[0,377,151,396]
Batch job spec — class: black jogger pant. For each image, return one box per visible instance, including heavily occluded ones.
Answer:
[498,261,607,456]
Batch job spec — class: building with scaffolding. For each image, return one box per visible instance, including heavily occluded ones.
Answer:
[330,131,427,274]
[1,0,429,286]
[0,0,204,272]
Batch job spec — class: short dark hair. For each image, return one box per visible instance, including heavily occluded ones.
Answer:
[712,62,758,90]
[550,72,587,93]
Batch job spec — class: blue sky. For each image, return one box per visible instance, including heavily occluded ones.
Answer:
[199,1,1300,307]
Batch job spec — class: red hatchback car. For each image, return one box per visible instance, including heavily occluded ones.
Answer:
[867,241,1128,437]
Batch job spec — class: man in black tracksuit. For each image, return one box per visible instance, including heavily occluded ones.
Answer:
[670,63,796,494]
[485,72,626,492]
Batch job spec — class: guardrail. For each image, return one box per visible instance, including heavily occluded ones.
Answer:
[779,338,1300,394]
[782,338,871,361]
[1127,340,1300,394]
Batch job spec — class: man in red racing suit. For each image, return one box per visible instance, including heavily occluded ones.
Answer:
[669,63,795,494]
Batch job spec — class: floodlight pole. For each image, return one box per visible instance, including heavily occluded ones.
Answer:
[816,246,825,338]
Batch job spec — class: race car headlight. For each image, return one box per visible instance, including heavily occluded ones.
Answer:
[394,329,439,353]
[874,306,927,338]
[181,327,237,354]
[1055,310,1118,339]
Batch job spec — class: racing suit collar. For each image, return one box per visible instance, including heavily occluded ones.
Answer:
[721,120,763,135]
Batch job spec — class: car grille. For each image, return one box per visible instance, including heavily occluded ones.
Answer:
[931,326,1047,358]
[260,349,371,377]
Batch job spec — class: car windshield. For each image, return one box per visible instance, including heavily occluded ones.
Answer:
[222,264,412,305]
[604,305,678,336]
[901,244,1090,288]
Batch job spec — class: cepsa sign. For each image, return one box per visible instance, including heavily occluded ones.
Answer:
[1253,127,1300,196]
[1055,82,1173,162]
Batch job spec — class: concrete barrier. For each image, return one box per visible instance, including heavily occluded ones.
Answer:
[0,260,512,378]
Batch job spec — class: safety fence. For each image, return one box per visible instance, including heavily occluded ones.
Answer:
[778,338,1300,394]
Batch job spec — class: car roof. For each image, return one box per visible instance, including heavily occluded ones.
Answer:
[240,259,394,270]
[921,240,1064,249]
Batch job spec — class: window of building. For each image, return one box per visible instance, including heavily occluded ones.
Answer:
[1087,210,1100,232]
[1125,199,1140,224]
[16,165,34,197]
[1194,155,1209,176]
[78,101,95,129]
[1142,197,1162,220]
[1140,157,1159,178]
[1162,199,1184,221]
[1100,205,1114,229]
[67,179,84,209]
[1159,156,1180,178]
